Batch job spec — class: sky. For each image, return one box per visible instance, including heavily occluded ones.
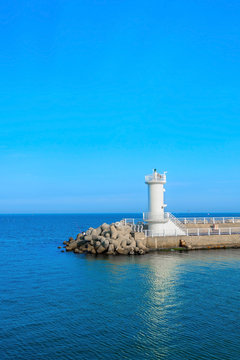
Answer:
[0,0,240,213]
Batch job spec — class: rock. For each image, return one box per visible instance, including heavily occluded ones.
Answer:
[96,245,106,254]
[116,247,129,255]
[117,235,129,243]
[136,240,147,251]
[91,229,102,239]
[58,246,61,249]
[101,223,110,231]
[119,238,136,253]
[61,250,65,253]
[134,232,146,241]
[107,243,115,255]
[102,240,110,249]
[179,239,187,248]
[77,239,87,247]
[110,225,118,239]
[91,229,97,236]
[69,237,74,242]
[94,240,101,248]
[87,244,94,252]
[86,227,94,236]
[111,240,119,250]
[117,229,129,238]
[78,243,88,252]
[84,235,92,241]
[95,226,102,236]
[67,241,78,251]
[115,222,124,231]
[97,236,105,242]
[63,241,68,245]
[120,239,128,248]
[74,248,80,253]
[102,229,110,237]
[91,247,96,254]
[131,239,137,248]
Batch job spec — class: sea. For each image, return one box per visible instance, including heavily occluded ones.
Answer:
[1,213,240,360]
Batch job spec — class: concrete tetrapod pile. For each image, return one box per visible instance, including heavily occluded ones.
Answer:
[63,221,148,255]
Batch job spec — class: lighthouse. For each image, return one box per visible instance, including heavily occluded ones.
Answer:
[143,169,186,236]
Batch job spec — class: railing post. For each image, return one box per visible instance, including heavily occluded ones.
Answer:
[229,228,231,235]
[186,229,188,236]
[233,217,235,223]
[208,228,210,236]
[204,218,206,224]
[194,218,196,224]
[197,228,199,236]
[219,228,221,235]
[184,218,187,224]
[213,217,215,224]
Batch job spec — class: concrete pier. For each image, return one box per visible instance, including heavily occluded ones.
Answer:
[146,234,240,251]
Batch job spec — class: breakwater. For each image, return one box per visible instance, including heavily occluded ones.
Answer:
[63,220,240,255]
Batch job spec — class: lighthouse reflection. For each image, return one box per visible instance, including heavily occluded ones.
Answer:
[85,251,184,308]
[72,249,240,359]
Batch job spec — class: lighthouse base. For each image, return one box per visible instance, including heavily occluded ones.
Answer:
[148,219,186,237]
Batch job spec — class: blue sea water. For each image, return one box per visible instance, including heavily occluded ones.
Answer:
[1,213,240,360]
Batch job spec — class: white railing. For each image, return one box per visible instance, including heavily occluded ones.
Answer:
[132,224,144,232]
[178,217,240,224]
[124,218,135,225]
[124,218,143,225]
[144,227,240,237]
[186,227,240,236]
[144,229,183,237]
[145,173,166,183]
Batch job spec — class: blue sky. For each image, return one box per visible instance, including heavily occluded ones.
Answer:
[0,0,240,213]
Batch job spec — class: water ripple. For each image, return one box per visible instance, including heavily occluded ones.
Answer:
[1,214,240,360]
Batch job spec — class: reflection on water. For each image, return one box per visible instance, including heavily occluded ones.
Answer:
[1,214,240,360]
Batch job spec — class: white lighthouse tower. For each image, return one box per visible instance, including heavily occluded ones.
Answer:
[143,169,186,236]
